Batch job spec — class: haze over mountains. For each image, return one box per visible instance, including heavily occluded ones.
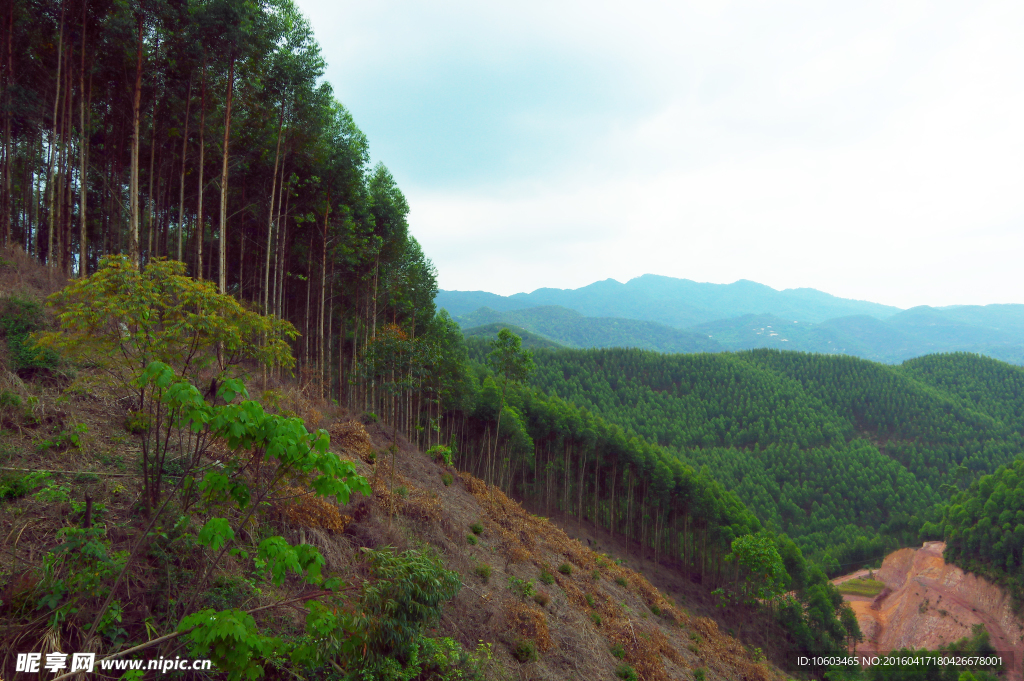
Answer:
[438,275,1024,364]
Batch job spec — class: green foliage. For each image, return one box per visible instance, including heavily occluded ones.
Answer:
[693,667,706,681]
[585,593,595,608]
[181,609,286,681]
[533,592,550,607]
[0,470,49,500]
[837,579,886,597]
[558,563,572,576]
[426,444,454,466]
[38,256,298,387]
[123,410,152,434]
[539,569,555,585]
[729,530,788,604]
[512,639,537,663]
[590,612,602,626]
[610,642,626,659]
[508,575,536,600]
[0,295,60,374]
[351,547,462,669]
[441,473,453,486]
[466,534,478,545]
[36,423,88,451]
[470,522,484,535]
[615,576,628,588]
[616,663,639,680]
[474,563,492,582]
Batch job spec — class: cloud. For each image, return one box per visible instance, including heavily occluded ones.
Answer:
[295,0,1024,308]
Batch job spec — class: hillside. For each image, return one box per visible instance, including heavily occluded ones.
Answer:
[462,322,566,350]
[0,368,786,680]
[457,305,721,353]
[495,346,1024,569]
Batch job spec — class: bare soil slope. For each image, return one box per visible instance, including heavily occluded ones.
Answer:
[839,542,1024,678]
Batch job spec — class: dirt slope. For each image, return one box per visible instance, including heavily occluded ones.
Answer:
[838,542,1024,678]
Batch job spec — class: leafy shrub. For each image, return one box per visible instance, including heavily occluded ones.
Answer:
[512,639,537,663]
[610,642,625,659]
[466,534,478,546]
[124,410,152,434]
[425,444,453,466]
[650,605,661,616]
[558,563,572,575]
[36,423,88,451]
[591,569,601,580]
[508,576,536,600]
[539,569,555,585]
[0,389,22,409]
[615,576,628,588]
[616,663,638,681]
[0,470,49,500]
[441,473,453,486]
[585,594,595,608]
[694,667,706,681]
[395,485,408,499]
[0,295,59,375]
[474,563,491,582]
[590,612,601,626]
[362,411,380,424]
[470,522,484,535]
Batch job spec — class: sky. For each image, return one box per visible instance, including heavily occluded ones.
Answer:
[292,0,1024,309]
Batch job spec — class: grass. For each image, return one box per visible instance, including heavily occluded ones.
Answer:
[837,578,886,597]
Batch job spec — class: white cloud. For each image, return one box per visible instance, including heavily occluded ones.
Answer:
[296,0,1024,308]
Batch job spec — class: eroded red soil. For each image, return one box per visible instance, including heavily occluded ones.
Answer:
[836,542,1024,679]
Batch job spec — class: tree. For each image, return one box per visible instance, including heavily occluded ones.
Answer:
[486,328,534,483]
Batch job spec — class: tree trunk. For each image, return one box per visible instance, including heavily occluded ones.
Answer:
[77,3,89,275]
[45,3,67,268]
[264,101,284,314]
[217,56,234,293]
[318,202,328,398]
[195,61,206,278]
[128,14,143,268]
[176,80,191,261]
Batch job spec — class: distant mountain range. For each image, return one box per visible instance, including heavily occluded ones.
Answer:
[438,275,1024,364]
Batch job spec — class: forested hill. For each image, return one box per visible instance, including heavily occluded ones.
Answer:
[458,305,721,353]
[444,277,1024,366]
[439,275,901,325]
[466,343,1024,570]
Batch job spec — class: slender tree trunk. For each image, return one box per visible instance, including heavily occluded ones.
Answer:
[2,1,14,246]
[264,102,284,313]
[145,96,157,264]
[77,4,89,275]
[319,202,328,397]
[217,57,234,294]
[45,3,67,268]
[195,61,206,278]
[128,14,143,267]
[176,80,191,261]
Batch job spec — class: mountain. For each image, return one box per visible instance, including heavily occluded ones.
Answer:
[461,322,566,349]
[437,274,902,327]
[456,305,722,354]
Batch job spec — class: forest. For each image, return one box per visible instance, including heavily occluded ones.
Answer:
[462,342,1024,571]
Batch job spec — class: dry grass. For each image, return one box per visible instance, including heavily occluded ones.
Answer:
[504,599,554,652]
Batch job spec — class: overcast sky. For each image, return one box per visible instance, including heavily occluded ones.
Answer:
[292,0,1024,309]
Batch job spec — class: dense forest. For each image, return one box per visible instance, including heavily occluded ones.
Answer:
[462,343,1024,571]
